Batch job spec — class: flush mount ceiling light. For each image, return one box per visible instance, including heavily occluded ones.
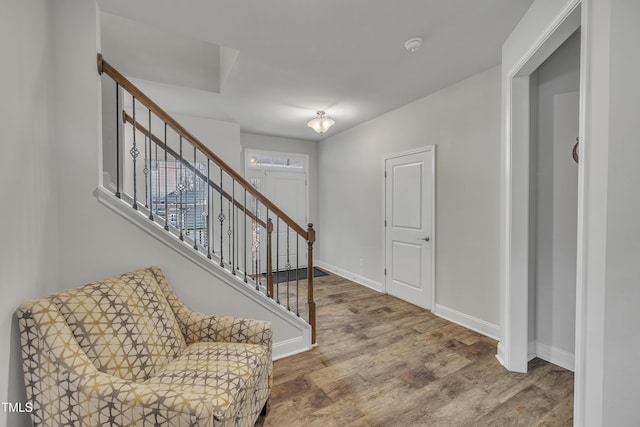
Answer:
[307,110,335,134]
[404,37,423,52]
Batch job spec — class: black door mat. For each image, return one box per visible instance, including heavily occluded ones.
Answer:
[267,267,328,284]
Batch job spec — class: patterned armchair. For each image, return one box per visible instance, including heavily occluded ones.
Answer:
[16,266,272,426]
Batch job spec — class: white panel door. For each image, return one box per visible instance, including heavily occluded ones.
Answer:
[266,170,308,269]
[385,148,434,309]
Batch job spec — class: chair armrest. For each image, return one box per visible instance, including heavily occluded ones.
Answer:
[181,311,272,349]
[150,266,272,349]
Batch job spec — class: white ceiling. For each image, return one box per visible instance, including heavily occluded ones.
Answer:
[97,0,533,141]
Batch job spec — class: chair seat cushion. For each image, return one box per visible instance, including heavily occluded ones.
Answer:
[144,341,270,425]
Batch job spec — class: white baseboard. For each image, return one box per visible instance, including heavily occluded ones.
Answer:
[529,341,575,372]
[434,303,500,341]
[315,260,384,293]
[273,336,312,360]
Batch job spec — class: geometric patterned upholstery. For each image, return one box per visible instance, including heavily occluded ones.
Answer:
[144,342,270,426]
[49,268,187,382]
[16,266,272,427]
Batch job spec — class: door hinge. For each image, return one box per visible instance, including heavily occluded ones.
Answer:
[384,171,387,178]
[384,268,387,275]
[384,220,387,227]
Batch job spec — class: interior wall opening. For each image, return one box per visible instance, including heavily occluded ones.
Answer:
[528,29,581,371]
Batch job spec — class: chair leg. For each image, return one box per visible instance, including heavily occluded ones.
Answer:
[261,400,269,416]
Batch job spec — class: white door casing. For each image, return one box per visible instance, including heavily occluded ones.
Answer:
[499,1,583,375]
[384,147,436,310]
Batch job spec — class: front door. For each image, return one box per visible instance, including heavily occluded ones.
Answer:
[265,170,308,269]
[384,147,435,310]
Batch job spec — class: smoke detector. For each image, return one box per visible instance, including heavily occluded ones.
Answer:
[404,37,423,53]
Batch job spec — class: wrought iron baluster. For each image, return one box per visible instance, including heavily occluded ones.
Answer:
[286,225,291,311]
[131,96,139,210]
[244,188,248,283]
[218,168,225,267]
[296,235,300,316]
[257,202,262,290]
[163,123,169,231]
[178,136,184,241]
[154,117,159,219]
[254,199,260,291]
[266,212,272,298]
[231,180,236,274]
[276,218,280,304]
[146,109,152,217]
[207,159,211,259]
[115,83,121,198]
[193,146,198,250]
[235,189,240,275]
[143,132,148,207]
[227,195,232,268]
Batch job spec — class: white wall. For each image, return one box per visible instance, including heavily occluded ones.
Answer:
[0,1,57,425]
[174,114,241,171]
[531,30,580,367]
[602,0,640,424]
[318,66,502,330]
[241,132,319,227]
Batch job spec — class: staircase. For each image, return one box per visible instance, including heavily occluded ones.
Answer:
[97,54,317,345]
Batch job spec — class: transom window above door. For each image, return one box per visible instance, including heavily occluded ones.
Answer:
[246,150,305,170]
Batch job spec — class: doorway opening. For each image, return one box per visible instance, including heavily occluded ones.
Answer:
[528,29,581,371]
[245,149,310,271]
[500,0,583,374]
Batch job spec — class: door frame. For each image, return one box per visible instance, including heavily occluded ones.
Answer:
[244,148,310,225]
[243,149,310,273]
[499,0,590,424]
[382,146,436,311]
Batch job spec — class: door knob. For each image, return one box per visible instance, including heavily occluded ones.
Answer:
[419,236,430,242]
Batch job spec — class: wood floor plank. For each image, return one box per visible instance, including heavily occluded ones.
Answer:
[256,273,573,426]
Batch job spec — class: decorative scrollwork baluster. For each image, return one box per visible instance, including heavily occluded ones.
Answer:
[218,168,225,267]
[163,123,169,231]
[131,96,139,210]
[192,146,198,250]
[178,136,184,241]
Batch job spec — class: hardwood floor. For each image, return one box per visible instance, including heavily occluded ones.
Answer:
[256,272,574,427]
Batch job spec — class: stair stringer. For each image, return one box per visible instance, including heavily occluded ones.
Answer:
[96,185,312,360]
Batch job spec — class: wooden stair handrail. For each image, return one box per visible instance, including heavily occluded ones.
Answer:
[97,53,311,241]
